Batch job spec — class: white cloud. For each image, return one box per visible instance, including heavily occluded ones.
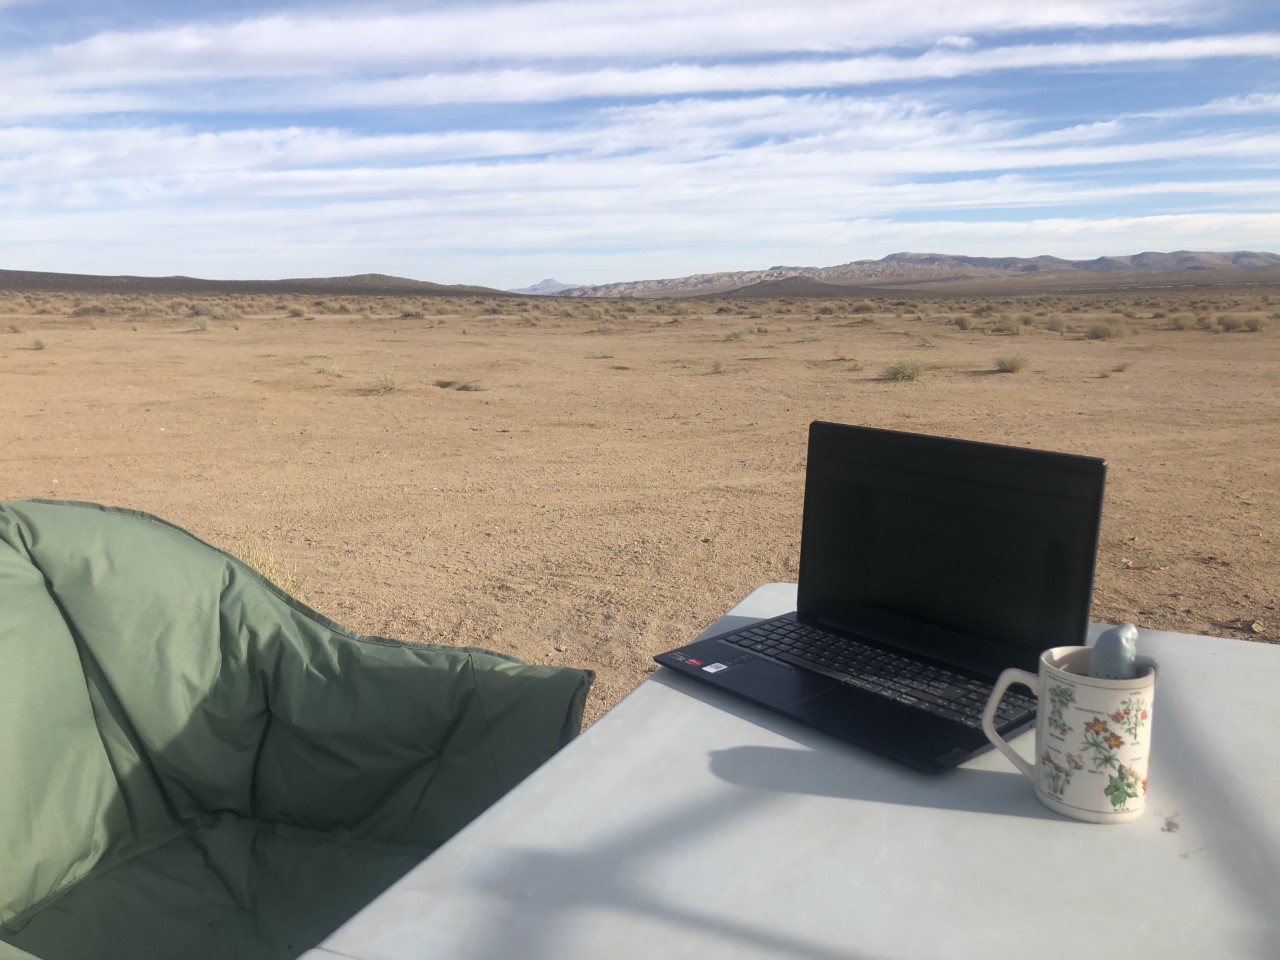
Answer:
[3,31,1275,122]
[11,0,1204,78]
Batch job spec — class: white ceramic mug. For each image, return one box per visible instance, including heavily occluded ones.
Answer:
[982,646,1155,823]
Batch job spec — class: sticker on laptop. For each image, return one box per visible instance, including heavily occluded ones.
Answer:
[702,662,729,673]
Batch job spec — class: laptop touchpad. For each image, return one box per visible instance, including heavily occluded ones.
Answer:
[726,657,831,707]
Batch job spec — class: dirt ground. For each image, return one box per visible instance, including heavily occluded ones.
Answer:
[2,287,1277,722]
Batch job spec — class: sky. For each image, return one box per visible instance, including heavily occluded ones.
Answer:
[1,1,1278,289]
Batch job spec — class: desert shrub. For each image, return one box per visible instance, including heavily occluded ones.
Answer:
[995,356,1027,373]
[972,305,994,318]
[881,358,923,382]
[851,302,875,314]
[1112,361,1132,373]
[1045,318,1066,334]
[31,338,45,350]
[72,303,107,317]
[1085,319,1125,340]
[369,373,397,394]
[1195,314,1214,330]
[1217,315,1244,332]
[1244,318,1265,332]
[1169,314,1192,330]
[286,305,305,318]
[993,316,1022,335]
[234,538,304,598]
[710,360,725,374]
[953,315,973,331]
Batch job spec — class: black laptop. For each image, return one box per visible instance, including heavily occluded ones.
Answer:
[655,421,1107,773]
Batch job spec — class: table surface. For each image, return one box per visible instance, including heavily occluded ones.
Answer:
[306,584,1280,960]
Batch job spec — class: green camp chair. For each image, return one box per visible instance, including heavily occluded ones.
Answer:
[0,501,593,960]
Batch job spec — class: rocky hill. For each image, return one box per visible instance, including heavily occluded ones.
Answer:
[0,269,502,297]
[559,250,1280,298]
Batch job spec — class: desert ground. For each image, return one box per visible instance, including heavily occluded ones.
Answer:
[2,286,1277,722]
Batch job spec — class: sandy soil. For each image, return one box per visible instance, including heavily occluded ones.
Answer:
[2,287,1277,722]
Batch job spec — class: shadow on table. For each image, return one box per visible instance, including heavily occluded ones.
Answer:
[707,743,1042,818]
[441,787,878,960]
[648,669,1053,820]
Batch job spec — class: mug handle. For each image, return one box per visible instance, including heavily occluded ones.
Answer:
[981,668,1039,783]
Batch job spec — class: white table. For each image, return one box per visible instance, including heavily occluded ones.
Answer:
[306,584,1280,960]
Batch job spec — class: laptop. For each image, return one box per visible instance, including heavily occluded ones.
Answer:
[654,421,1107,773]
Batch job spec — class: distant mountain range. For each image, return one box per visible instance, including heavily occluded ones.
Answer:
[5,251,1280,301]
[0,269,502,297]
[556,250,1280,298]
[506,278,584,296]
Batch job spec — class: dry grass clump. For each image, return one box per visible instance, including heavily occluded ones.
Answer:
[367,372,398,394]
[992,316,1022,335]
[881,358,923,382]
[1085,318,1126,340]
[995,355,1027,373]
[233,538,305,598]
[952,315,974,331]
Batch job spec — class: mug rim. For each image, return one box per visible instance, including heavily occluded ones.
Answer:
[1040,645,1155,686]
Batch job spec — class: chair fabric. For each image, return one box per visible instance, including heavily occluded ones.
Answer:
[0,500,593,960]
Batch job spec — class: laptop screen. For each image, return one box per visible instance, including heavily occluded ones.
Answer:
[797,422,1106,675]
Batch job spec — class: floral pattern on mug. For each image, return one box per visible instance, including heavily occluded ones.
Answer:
[1117,697,1149,740]
[1104,764,1144,808]
[1046,683,1076,737]
[1081,717,1122,770]
[1040,750,1087,799]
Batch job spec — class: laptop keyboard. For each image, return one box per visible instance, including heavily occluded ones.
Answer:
[722,619,1036,729]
